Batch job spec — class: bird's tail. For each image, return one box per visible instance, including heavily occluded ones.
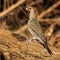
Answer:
[42,44,53,56]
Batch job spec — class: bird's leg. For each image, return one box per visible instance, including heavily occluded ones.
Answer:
[31,37,38,42]
[26,37,36,43]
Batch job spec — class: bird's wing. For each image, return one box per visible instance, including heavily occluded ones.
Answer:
[28,19,47,43]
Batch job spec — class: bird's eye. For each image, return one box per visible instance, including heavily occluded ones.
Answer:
[28,8,31,10]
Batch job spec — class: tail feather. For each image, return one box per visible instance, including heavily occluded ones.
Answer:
[42,44,53,55]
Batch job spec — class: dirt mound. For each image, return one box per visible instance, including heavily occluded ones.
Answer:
[0,29,60,60]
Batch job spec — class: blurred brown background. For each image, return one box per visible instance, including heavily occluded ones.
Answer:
[0,0,60,60]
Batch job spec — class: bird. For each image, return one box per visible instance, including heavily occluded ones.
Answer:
[26,7,53,55]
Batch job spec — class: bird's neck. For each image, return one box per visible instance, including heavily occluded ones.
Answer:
[29,12,37,21]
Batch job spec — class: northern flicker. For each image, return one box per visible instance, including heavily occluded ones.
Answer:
[26,7,53,55]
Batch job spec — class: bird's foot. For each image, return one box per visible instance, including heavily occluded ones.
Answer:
[26,38,32,43]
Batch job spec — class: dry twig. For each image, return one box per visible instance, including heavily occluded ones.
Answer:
[39,18,60,25]
[38,0,60,19]
[0,0,25,18]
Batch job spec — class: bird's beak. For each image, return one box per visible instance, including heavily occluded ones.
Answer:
[22,7,29,15]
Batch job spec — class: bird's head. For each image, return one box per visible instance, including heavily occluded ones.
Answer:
[26,7,37,20]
